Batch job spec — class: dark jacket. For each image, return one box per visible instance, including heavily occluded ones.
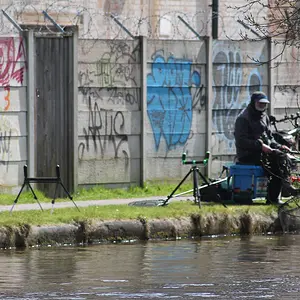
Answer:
[234,103,280,164]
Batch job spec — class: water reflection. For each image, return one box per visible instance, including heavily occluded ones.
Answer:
[0,235,300,299]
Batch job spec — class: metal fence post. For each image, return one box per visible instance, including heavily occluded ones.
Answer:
[26,29,35,178]
[268,37,274,116]
[140,35,147,187]
[73,27,79,192]
[206,36,213,178]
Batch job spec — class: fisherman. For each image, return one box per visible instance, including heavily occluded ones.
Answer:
[234,91,300,204]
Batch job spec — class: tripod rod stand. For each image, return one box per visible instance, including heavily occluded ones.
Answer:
[161,151,210,206]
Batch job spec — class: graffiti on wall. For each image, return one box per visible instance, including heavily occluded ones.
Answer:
[0,128,11,167]
[0,116,14,170]
[78,40,139,88]
[78,40,138,169]
[79,87,140,109]
[77,40,138,182]
[0,37,26,169]
[212,42,262,150]
[0,37,26,111]
[78,96,129,166]
[147,51,202,150]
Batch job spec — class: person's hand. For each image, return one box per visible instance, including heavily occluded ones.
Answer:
[280,145,291,152]
[262,144,273,153]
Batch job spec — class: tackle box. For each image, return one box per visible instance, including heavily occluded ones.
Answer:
[229,164,268,199]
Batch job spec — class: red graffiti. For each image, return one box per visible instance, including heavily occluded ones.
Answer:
[4,86,10,111]
[0,37,27,111]
[0,37,26,87]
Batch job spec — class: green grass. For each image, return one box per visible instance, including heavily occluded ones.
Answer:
[0,182,284,229]
[0,182,195,206]
[0,201,278,227]
[73,182,194,200]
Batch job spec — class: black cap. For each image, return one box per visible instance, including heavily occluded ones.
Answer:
[251,91,270,103]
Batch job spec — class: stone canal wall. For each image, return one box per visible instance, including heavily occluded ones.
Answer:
[0,210,284,249]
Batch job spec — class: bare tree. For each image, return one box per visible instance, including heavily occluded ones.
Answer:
[228,0,300,62]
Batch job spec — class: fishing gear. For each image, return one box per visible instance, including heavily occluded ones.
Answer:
[269,113,300,149]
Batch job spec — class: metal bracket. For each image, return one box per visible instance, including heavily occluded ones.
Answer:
[237,19,263,38]
[1,9,23,32]
[110,14,135,39]
[42,10,65,33]
[178,16,201,39]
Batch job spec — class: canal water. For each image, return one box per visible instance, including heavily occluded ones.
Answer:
[1,234,300,299]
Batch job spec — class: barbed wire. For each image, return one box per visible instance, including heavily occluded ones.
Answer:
[0,1,262,40]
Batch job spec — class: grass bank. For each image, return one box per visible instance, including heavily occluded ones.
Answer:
[0,184,287,249]
[0,201,277,227]
[0,183,288,249]
[0,182,194,206]
[0,201,282,249]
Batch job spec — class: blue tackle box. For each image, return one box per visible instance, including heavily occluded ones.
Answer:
[229,164,268,198]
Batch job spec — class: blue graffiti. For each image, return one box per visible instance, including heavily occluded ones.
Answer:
[212,46,263,149]
[147,53,201,150]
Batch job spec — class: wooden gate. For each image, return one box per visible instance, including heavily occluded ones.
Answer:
[35,36,74,197]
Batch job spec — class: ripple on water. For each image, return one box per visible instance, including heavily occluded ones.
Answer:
[1,236,300,299]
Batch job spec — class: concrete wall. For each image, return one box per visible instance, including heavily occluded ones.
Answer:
[0,0,295,197]
[211,40,269,174]
[0,36,27,193]
[75,37,273,186]
[76,38,209,187]
[77,39,141,187]
[272,44,300,130]
[0,1,299,191]
[146,40,207,181]
[0,34,298,192]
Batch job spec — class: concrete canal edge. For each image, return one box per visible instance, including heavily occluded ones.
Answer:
[0,210,287,249]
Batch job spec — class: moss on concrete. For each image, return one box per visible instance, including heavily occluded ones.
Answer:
[0,210,284,249]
